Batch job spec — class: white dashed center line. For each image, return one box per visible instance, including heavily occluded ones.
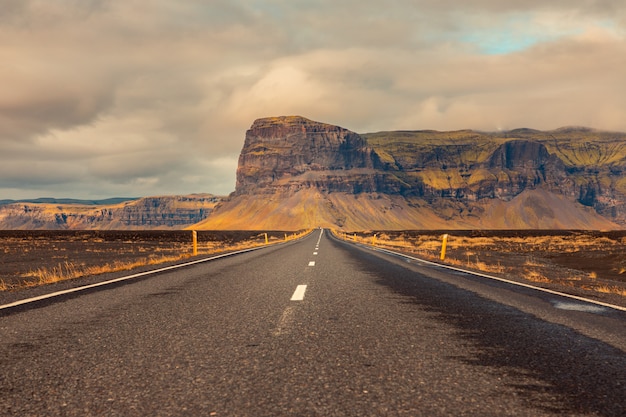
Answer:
[316,229,323,246]
[308,261,316,266]
[313,252,318,255]
[291,285,307,301]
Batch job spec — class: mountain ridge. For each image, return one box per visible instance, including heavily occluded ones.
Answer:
[3,116,626,230]
[0,197,139,206]
[0,194,219,230]
[194,116,625,230]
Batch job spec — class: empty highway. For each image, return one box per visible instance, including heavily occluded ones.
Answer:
[1,229,625,416]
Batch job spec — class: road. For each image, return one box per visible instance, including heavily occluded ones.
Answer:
[1,229,625,416]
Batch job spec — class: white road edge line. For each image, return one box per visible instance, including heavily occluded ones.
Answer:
[355,243,626,313]
[291,285,307,301]
[0,245,277,312]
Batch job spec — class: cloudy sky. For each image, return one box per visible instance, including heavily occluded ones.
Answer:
[2,0,625,199]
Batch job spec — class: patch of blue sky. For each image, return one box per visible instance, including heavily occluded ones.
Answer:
[249,0,285,18]
[594,18,623,35]
[459,14,585,55]
[462,31,558,55]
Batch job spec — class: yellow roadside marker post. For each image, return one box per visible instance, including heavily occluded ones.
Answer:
[440,234,448,261]
[264,233,269,244]
[192,230,198,256]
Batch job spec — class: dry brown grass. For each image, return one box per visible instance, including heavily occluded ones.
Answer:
[475,260,506,274]
[28,238,281,287]
[3,231,312,291]
[444,256,507,274]
[28,255,191,287]
[524,258,544,267]
[333,230,626,300]
[524,269,552,283]
[596,285,626,296]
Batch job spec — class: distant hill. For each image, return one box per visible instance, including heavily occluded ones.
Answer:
[0,195,221,230]
[0,197,138,206]
[194,116,625,230]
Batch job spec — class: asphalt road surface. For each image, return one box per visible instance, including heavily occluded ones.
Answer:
[1,229,625,416]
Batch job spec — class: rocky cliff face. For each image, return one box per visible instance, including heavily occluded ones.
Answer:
[198,116,625,230]
[0,195,220,230]
[386,139,570,202]
[365,127,626,226]
[236,116,379,195]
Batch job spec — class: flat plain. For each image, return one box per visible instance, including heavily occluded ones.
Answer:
[2,229,626,309]
[0,230,289,290]
[347,230,626,308]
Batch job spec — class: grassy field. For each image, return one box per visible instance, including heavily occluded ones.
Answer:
[0,230,309,290]
[335,230,626,304]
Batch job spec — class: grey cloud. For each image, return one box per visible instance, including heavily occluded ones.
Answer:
[0,0,28,25]
[0,84,115,142]
[87,150,187,182]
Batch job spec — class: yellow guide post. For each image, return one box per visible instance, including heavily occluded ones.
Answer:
[440,234,448,261]
[264,233,269,244]
[192,230,198,256]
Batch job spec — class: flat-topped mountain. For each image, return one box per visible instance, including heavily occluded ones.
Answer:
[236,116,378,195]
[196,116,626,230]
